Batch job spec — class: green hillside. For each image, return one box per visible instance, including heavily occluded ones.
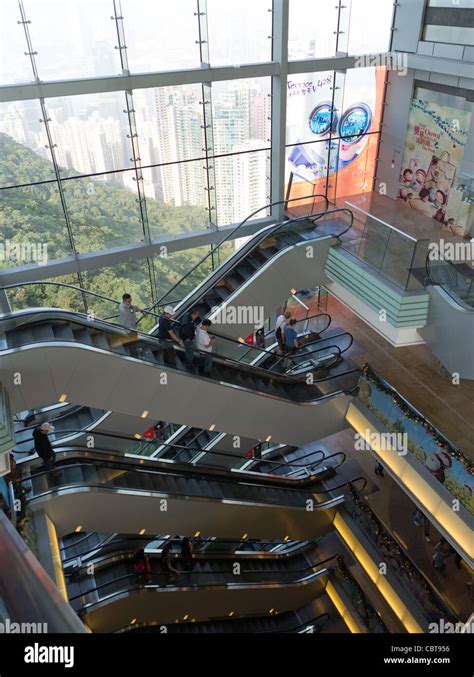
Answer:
[0,132,222,325]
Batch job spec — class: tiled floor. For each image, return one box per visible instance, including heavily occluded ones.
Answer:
[326,294,474,459]
[321,429,474,623]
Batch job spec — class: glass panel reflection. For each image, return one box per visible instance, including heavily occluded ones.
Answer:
[120,0,200,73]
[288,0,338,60]
[25,0,120,80]
[206,0,272,66]
[0,0,34,85]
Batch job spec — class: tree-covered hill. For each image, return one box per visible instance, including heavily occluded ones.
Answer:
[0,132,225,322]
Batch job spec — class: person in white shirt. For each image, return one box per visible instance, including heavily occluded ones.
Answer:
[275,310,291,354]
[195,319,216,376]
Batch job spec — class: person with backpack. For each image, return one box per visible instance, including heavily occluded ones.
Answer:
[179,307,200,369]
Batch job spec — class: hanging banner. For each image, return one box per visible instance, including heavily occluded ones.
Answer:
[285,66,385,205]
[398,100,472,235]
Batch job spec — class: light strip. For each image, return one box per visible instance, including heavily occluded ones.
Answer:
[325,580,361,634]
[334,512,423,633]
[347,404,473,563]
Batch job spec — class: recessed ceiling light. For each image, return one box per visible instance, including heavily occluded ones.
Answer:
[209,424,216,431]
[134,433,141,439]
[59,393,68,403]
[140,410,149,418]
[138,529,146,535]
[194,531,201,537]
[242,533,248,540]
[130,618,137,625]
[266,435,272,442]
[228,611,235,617]
[74,525,82,533]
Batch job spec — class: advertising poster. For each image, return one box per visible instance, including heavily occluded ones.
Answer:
[398,99,472,234]
[358,375,474,514]
[285,66,386,209]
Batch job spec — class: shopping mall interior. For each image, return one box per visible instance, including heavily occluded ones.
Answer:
[0,0,473,652]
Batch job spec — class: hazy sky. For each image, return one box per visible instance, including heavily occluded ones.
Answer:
[0,0,393,84]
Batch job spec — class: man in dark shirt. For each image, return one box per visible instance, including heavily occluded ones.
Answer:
[33,422,56,471]
[179,307,200,369]
[158,306,184,367]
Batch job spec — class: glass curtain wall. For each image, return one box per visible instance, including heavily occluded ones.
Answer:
[0,0,394,312]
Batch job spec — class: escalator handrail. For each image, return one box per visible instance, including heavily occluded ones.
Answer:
[274,612,330,634]
[209,310,333,358]
[165,204,353,313]
[118,610,330,634]
[148,204,354,318]
[147,192,330,313]
[12,406,102,437]
[68,557,336,604]
[425,251,474,311]
[283,330,354,363]
[61,533,313,559]
[215,334,345,373]
[21,451,367,509]
[15,428,332,475]
[248,447,326,473]
[63,538,315,569]
[2,308,361,400]
[23,451,355,495]
[0,280,183,320]
[251,449,347,476]
[207,321,353,370]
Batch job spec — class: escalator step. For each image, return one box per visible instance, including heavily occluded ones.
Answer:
[91,333,110,351]
[31,324,56,341]
[52,323,75,340]
[72,328,94,345]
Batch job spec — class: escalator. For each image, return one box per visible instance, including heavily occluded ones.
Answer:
[417,251,474,379]
[21,448,366,539]
[147,206,353,342]
[0,309,359,446]
[120,608,333,634]
[13,403,107,454]
[61,538,331,633]
[10,312,356,467]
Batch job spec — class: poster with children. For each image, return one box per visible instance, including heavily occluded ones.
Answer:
[398,100,471,234]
